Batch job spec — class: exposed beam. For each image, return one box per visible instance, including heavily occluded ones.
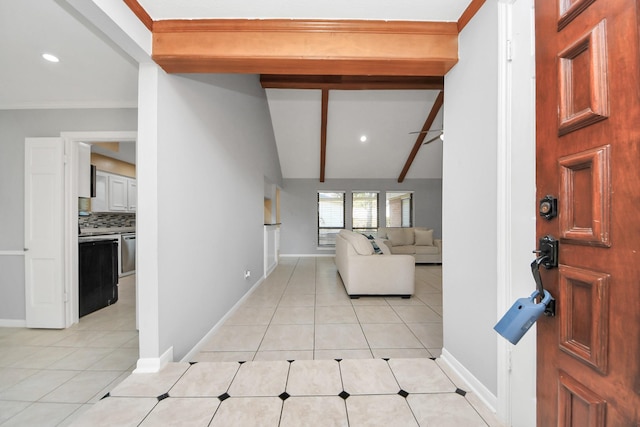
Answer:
[260,75,444,90]
[398,91,444,183]
[122,0,153,31]
[320,89,329,182]
[151,19,458,76]
[457,0,487,33]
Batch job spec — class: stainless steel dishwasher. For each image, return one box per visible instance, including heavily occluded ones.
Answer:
[120,233,136,276]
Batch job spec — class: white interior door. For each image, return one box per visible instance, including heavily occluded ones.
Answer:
[24,137,66,328]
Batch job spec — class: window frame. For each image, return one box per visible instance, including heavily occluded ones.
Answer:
[385,191,414,228]
[352,191,379,236]
[317,191,346,248]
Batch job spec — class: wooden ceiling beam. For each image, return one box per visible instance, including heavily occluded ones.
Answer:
[151,19,458,76]
[260,75,444,90]
[398,91,444,183]
[320,89,329,182]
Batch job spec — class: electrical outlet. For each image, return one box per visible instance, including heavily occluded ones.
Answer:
[244,270,251,279]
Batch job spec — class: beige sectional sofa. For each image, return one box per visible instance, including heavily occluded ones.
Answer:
[335,229,415,298]
[377,227,442,264]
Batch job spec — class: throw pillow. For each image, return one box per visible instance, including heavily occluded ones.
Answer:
[415,228,434,246]
[387,228,411,246]
[365,234,383,254]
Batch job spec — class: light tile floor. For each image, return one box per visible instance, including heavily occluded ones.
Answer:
[195,257,444,362]
[2,258,505,426]
[0,275,138,426]
[71,257,504,426]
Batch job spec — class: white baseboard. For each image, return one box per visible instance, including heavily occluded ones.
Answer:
[134,346,174,373]
[0,319,27,327]
[180,275,266,363]
[280,254,334,258]
[440,348,498,412]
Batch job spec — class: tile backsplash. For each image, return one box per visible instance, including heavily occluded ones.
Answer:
[79,212,136,229]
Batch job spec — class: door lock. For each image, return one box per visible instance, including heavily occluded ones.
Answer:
[539,195,558,220]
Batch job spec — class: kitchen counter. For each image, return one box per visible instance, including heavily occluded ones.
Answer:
[79,226,136,237]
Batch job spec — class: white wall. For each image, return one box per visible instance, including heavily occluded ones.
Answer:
[280,178,442,255]
[0,108,137,322]
[137,68,283,362]
[443,2,537,424]
[442,0,499,396]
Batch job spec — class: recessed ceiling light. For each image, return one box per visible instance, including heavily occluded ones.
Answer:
[360,135,367,143]
[42,53,60,63]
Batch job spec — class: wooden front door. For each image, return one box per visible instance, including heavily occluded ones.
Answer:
[535,0,640,425]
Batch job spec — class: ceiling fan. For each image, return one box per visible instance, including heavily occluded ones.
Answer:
[408,129,444,145]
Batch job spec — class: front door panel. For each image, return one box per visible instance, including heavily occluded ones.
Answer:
[536,0,640,425]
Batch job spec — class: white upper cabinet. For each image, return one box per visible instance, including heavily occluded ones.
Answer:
[108,175,128,211]
[92,170,109,212]
[92,170,136,212]
[78,143,91,198]
[127,179,137,212]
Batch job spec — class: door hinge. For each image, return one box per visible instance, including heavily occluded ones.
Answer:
[506,39,513,62]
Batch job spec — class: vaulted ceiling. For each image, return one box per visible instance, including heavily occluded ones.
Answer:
[1,0,483,181]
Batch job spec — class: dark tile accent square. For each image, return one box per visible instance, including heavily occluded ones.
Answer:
[335,359,342,362]
[218,393,231,402]
[238,361,246,364]
[382,358,390,361]
[287,360,295,363]
[189,361,198,365]
[279,392,290,401]
[339,391,350,400]
[429,357,437,361]
[455,388,467,397]
[398,389,409,398]
[100,392,110,400]
[157,392,170,401]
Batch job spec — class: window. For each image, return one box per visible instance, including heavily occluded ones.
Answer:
[318,192,345,247]
[352,192,379,236]
[386,192,413,227]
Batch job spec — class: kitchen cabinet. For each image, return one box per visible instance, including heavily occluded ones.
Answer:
[78,143,91,198]
[91,170,136,212]
[108,175,128,211]
[92,170,109,212]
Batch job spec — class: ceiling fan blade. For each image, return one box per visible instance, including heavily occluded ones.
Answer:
[422,134,442,145]
[409,128,443,135]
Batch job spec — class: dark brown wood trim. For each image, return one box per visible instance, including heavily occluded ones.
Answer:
[122,0,153,31]
[260,75,444,90]
[398,91,444,183]
[153,19,458,35]
[320,89,329,182]
[457,0,487,33]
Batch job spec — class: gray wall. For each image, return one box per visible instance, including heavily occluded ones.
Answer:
[280,178,442,255]
[0,108,137,321]
[146,72,283,361]
[442,1,499,395]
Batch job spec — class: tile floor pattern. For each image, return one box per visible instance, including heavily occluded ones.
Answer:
[0,275,139,426]
[195,257,445,362]
[72,357,504,426]
[1,259,505,426]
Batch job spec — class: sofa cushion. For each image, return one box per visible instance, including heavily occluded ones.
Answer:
[390,245,416,255]
[415,245,440,255]
[339,230,374,255]
[414,228,434,246]
[387,228,414,246]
